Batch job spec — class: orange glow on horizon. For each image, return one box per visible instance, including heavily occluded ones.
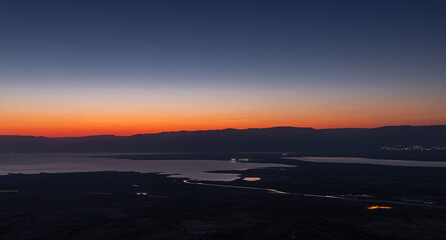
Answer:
[1,115,445,138]
[2,95,446,137]
[2,86,445,137]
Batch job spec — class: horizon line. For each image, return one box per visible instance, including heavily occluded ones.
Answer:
[1,124,445,138]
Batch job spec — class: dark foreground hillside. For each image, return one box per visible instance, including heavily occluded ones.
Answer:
[1,154,445,240]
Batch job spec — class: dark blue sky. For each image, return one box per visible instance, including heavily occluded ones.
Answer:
[1,0,446,136]
[2,0,445,86]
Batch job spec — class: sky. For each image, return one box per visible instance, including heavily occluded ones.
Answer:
[1,0,445,137]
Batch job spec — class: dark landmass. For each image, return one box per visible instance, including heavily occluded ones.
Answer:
[1,153,446,240]
[1,125,446,161]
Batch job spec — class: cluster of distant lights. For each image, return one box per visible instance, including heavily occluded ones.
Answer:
[230,158,249,163]
[380,145,446,151]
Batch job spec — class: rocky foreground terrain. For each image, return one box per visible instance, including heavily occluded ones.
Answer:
[1,155,445,240]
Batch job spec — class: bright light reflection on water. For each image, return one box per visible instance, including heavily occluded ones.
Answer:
[367,206,392,210]
[242,177,261,181]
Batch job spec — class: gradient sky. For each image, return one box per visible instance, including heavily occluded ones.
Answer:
[1,0,445,137]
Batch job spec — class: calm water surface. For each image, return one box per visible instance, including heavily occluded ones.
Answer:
[0,153,293,181]
[285,157,446,167]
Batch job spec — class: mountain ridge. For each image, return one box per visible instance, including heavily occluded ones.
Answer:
[1,125,446,162]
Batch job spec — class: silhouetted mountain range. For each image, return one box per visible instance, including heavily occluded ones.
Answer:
[1,125,446,160]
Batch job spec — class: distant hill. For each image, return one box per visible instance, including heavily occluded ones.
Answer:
[1,125,446,160]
